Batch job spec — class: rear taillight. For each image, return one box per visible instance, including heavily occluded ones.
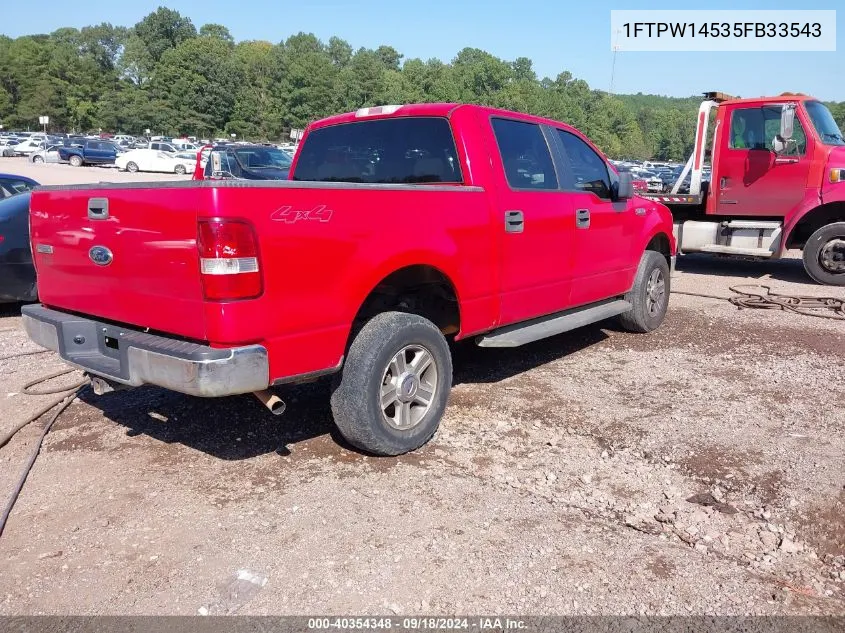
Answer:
[197,220,262,300]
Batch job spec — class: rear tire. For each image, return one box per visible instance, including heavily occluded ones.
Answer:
[32,155,44,164]
[618,250,670,333]
[174,164,186,175]
[330,311,452,456]
[69,155,83,167]
[802,222,845,286]
[126,161,139,173]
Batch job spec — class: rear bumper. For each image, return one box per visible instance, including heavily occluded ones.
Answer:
[21,304,269,397]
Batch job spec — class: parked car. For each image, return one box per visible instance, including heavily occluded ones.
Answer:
[0,191,37,302]
[0,173,38,198]
[29,144,63,164]
[116,149,196,175]
[57,140,118,167]
[0,139,20,157]
[23,103,675,456]
[12,138,44,156]
[198,144,292,180]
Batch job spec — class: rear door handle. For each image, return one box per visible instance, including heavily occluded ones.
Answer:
[576,208,590,229]
[505,210,524,233]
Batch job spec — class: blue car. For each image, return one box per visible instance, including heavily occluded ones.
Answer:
[0,173,38,199]
[0,175,39,302]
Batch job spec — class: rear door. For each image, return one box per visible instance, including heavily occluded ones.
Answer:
[551,128,636,305]
[487,117,574,325]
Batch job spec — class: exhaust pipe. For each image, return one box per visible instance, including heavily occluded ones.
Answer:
[253,389,286,416]
[88,374,129,396]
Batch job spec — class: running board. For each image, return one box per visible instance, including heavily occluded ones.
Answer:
[699,244,774,257]
[475,299,632,348]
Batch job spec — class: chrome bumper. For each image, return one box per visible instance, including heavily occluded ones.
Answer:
[21,304,269,397]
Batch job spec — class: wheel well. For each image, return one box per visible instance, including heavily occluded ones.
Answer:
[352,265,461,338]
[787,202,845,249]
[645,233,671,264]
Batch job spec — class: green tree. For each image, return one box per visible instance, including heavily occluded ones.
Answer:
[199,24,234,44]
[134,7,196,63]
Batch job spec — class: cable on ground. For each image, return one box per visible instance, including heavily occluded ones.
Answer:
[673,284,845,321]
[0,368,90,538]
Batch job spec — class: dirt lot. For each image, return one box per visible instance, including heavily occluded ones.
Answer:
[2,156,191,186]
[0,161,843,616]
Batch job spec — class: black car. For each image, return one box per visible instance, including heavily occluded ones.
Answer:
[203,144,292,180]
[0,190,37,302]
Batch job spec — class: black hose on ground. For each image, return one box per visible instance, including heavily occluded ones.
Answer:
[673,284,845,321]
[0,368,90,538]
[0,349,51,362]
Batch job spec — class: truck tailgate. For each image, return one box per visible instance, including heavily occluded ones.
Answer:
[30,186,207,341]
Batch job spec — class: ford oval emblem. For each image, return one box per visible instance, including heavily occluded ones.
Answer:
[89,246,113,266]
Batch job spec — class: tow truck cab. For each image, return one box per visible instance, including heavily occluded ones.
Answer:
[641,92,845,285]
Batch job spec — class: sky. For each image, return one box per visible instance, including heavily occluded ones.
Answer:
[3,0,844,100]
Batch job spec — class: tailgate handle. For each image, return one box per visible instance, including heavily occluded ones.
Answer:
[88,198,109,220]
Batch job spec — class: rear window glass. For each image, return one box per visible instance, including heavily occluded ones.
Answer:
[0,178,35,198]
[292,117,462,184]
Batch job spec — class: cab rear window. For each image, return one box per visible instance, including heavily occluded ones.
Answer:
[292,117,462,184]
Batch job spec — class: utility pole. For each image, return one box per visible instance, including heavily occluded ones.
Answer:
[609,28,622,95]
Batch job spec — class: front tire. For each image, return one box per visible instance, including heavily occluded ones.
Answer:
[126,161,139,173]
[174,164,187,175]
[32,155,44,164]
[330,311,452,456]
[803,222,845,286]
[69,155,83,167]
[618,250,670,333]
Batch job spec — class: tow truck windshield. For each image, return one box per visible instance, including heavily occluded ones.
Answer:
[805,101,845,146]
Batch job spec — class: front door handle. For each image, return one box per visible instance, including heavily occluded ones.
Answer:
[576,208,590,229]
[720,176,729,189]
[505,210,524,233]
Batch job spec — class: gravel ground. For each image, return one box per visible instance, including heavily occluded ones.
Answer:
[0,162,842,615]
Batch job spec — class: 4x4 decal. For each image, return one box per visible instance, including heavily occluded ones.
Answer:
[271,205,333,223]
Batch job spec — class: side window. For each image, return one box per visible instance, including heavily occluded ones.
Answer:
[762,106,807,155]
[556,130,612,199]
[729,108,766,150]
[491,118,558,190]
[151,143,160,151]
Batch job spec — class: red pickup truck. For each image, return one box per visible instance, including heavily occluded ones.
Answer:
[23,103,676,455]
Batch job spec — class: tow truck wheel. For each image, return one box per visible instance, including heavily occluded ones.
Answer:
[618,250,670,333]
[330,311,452,456]
[803,222,845,286]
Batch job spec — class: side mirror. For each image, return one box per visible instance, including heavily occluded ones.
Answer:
[780,104,796,141]
[615,171,634,200]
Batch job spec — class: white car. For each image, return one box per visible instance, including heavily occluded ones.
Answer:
[116,149,196,175]
[12,138,44,156]
[29,144,63,164]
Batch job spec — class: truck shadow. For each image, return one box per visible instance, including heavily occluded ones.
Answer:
[676,253,813,285]
[83,325,609,461]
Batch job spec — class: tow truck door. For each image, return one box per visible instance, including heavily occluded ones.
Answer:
[715,104,811,216]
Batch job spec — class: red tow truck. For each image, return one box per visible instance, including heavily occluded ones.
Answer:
[22,103,675,455]
[641,91,845,285]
